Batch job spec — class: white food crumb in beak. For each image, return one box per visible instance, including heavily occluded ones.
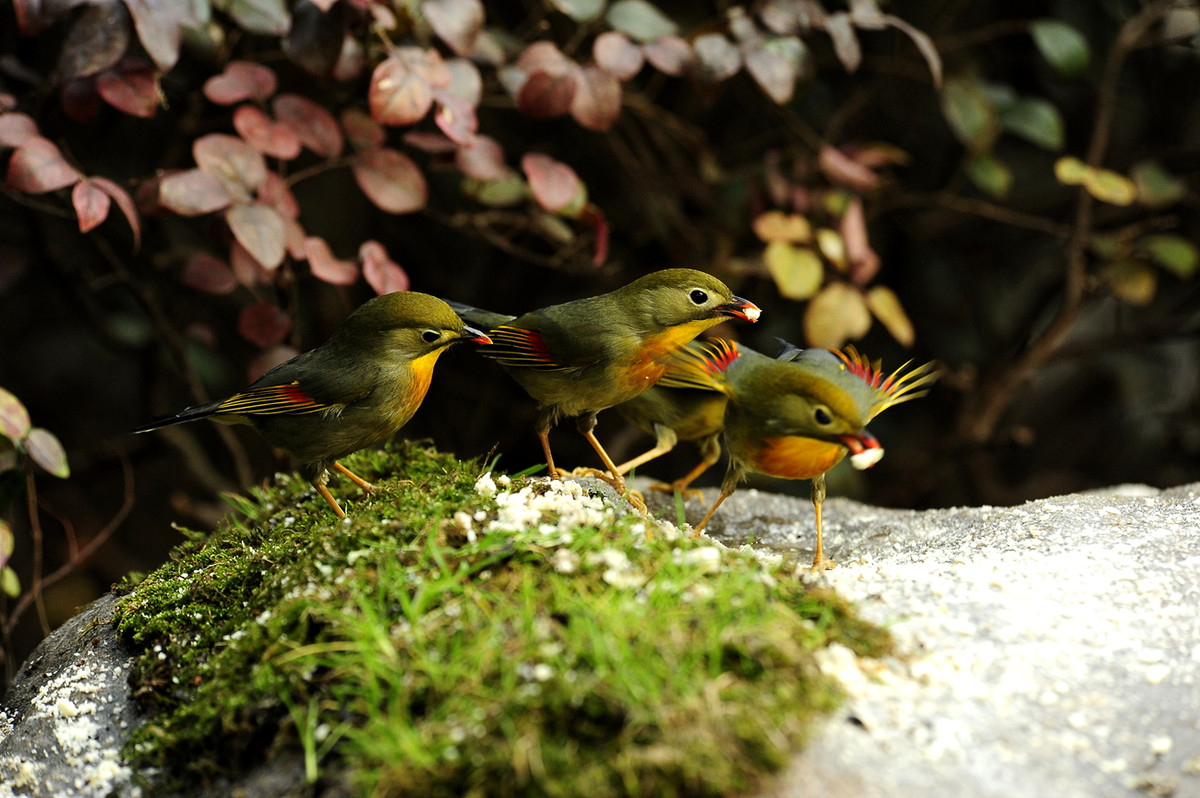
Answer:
[744,306,761,321]
[850,447,884,470]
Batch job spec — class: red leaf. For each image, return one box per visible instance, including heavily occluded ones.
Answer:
[89,176,141,248]
[521,153,580,213]
[272,94,344,157]
[238,301,291,348]
[59,78,101,123]
[581,204,609,266]
[233,105,303,160]
[570,65,621,131]
[96,60,160,118]
[182,253,237,295]
[303,236,359,285]
[256,171,300,219]
[594,31,644,80]
[0,113,39,148]
[5,138,80,194]
[455,134,506,180]
[642,35,693,76]
[194,133,267,196]
[517,72,577,119]
[158,168,233,216]
[72,179,111,233]
[352,148,428,214]
[369,47,450,126]
[421,0,484,56]
[226,203,287,269]
[817,145,882,192]
[360,240,410,295]
[340,107,385,151]
[433,92,477,145]
[204,60,278,105]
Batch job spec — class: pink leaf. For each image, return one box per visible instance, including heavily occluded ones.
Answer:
[182,253,237,295]
[840,198,880,285]
[0,113,38,148]
[642,35,693,76]
[570,65,621,131]
[256,171,300,219]
[303,236,359,285]
[517,71,577,119]
[340,107,386,151]
[272,94,344,157]
[817,145,882,192]
[0,387,31,442]
[203,61,278,105]
[433,92,477,145]
[89,176,141,248]
[25,428,69,478]
[96,60,160,118]
[455,135,507,180]
[421,0,484,56]
[158,168,233,216]
[125,0,194,71]
[403,131,458,154]
[516,41,575,74]
[352,147,428,214]
[521,153,580,213]
[594,31,644,80]
[194,133,267,196]
[72,179,111,233]
[360,240,410,295]
[233,105,303,160]
[369,47,450,126]
[238,301,291,348]
[226,203,286,269]
[5,137,80,193]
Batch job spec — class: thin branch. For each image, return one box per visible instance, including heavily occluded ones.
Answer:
[883,191,1073,238]
[24,469,49,636]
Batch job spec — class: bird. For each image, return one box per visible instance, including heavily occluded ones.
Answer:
[133,291,491,519]
[445,268,760,494]
[660,338,937,570]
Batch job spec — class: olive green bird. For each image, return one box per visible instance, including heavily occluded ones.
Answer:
[445,269,760,493]
[133,292,490,519]
[661,338,937,570]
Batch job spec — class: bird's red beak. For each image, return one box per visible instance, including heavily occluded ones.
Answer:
[837,430,884,470]
[717,296,761,322]
[463,325,492,345]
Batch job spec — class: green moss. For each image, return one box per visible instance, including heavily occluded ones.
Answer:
[115,440,890,796]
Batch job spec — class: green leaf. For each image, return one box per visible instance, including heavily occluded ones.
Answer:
[1139,234,1198,279]
[0,388,31,443]
[764,242,823,300]
[220,0,290,36]
[461,169,527,208]
[1131,160,1186,209]
[940,76,998,151]
[26,427,70,478]
[1030,19,1090,78]
[605,0,677,43]
[1000,96,1064,150]
[1,566,18,599]
[1100,259,1156,306]
[550,0,606,22]
[0,519,12,565]
[966,152,1013,198]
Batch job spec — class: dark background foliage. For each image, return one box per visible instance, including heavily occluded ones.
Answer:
[1,0,1198,685]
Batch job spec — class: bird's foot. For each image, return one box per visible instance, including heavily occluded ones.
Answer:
[809,555,837,573]
[647,481,705,502]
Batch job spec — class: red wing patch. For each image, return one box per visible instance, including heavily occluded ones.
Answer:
[480,325,572,371]
[215,381,331,416]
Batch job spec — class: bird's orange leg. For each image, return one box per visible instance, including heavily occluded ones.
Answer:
[691,491,730,538]
[537,430,563,480]
[334,461,376,494]
[581,429,627,493]
[656,457,716,501]
[810,473,835,571]
[614,443,673,476]
[311,473,347,519]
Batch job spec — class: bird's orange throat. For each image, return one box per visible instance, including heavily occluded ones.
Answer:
[407,349,444,406]
[625,319,719,389]
[752,436,847,480]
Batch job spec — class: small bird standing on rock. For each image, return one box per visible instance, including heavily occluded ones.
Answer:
[661,339,937,570]
[445,269,760,493]
[134,291,490,519]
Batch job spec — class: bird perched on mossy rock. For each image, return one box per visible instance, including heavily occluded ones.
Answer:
[445,268,760,494]
[661,338,937,570]
[133,291,490,519]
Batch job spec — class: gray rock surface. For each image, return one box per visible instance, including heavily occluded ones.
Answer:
[648,480,1200,798]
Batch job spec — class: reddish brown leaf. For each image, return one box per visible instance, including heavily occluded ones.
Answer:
[204,61,278,105]
[281,0,344,77]
[273,94,344,157]
[839,198,880,285]
[360,240,410,295]
[594,31,645,80]
[422,0,484,56]
[455,135,507,180]
[56,2,131,80]
[404,131,458,154]
[283,216,307,259]
[182,253,237,295]
[5,137,80,194]
[521,153,581,213]
[570,65,621,131]
[517,71,577,119]
[96,60,160,118]
[194,133,267,197]
[515,40,575,75]
[88,176,140,247]
[233,105,303,160]
[817,145,882,192]
[369,47,450,126]
[0,113,39,148]
[59,77,101,123]
[352,147,428,214]
[303,236,359,285]
[72,179,111,233]
[238,301,292,348]
[0,387,31,442]
[248,345,299,382]
[158,168,233,216]
[256,171,300,219]
[226,203,287,269]
[0,94,19,113]
[642,35,693,76]
[341,107,386,151]
[434,92,477,145]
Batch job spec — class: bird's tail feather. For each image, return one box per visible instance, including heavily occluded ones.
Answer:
[833,346,940,421]
[131,402,221,433]
[441,299,514,332]
[655,339,741,395]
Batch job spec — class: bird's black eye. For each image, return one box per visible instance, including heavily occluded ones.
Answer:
[814,407,832,425]
[421,330,440,343]
[689,289,709,305]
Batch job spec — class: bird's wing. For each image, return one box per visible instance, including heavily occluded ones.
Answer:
[655,339,740,393]
[214,381,336,416]
[480,324,577,372]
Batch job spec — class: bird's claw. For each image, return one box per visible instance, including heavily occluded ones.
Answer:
[809,556,837,573]
[647,481,705,502]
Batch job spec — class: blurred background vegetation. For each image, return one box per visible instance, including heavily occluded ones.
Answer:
[1,0,1198,685]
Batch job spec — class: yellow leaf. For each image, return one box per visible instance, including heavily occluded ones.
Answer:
[753,210,812,243]
[764,242,823,300]
[1100,259,1157,305]
[815,228,847,272]
[1054,156,1088,185]
[804,282,872,349]
[1083,168,1136,207]
[865,285,915,347]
